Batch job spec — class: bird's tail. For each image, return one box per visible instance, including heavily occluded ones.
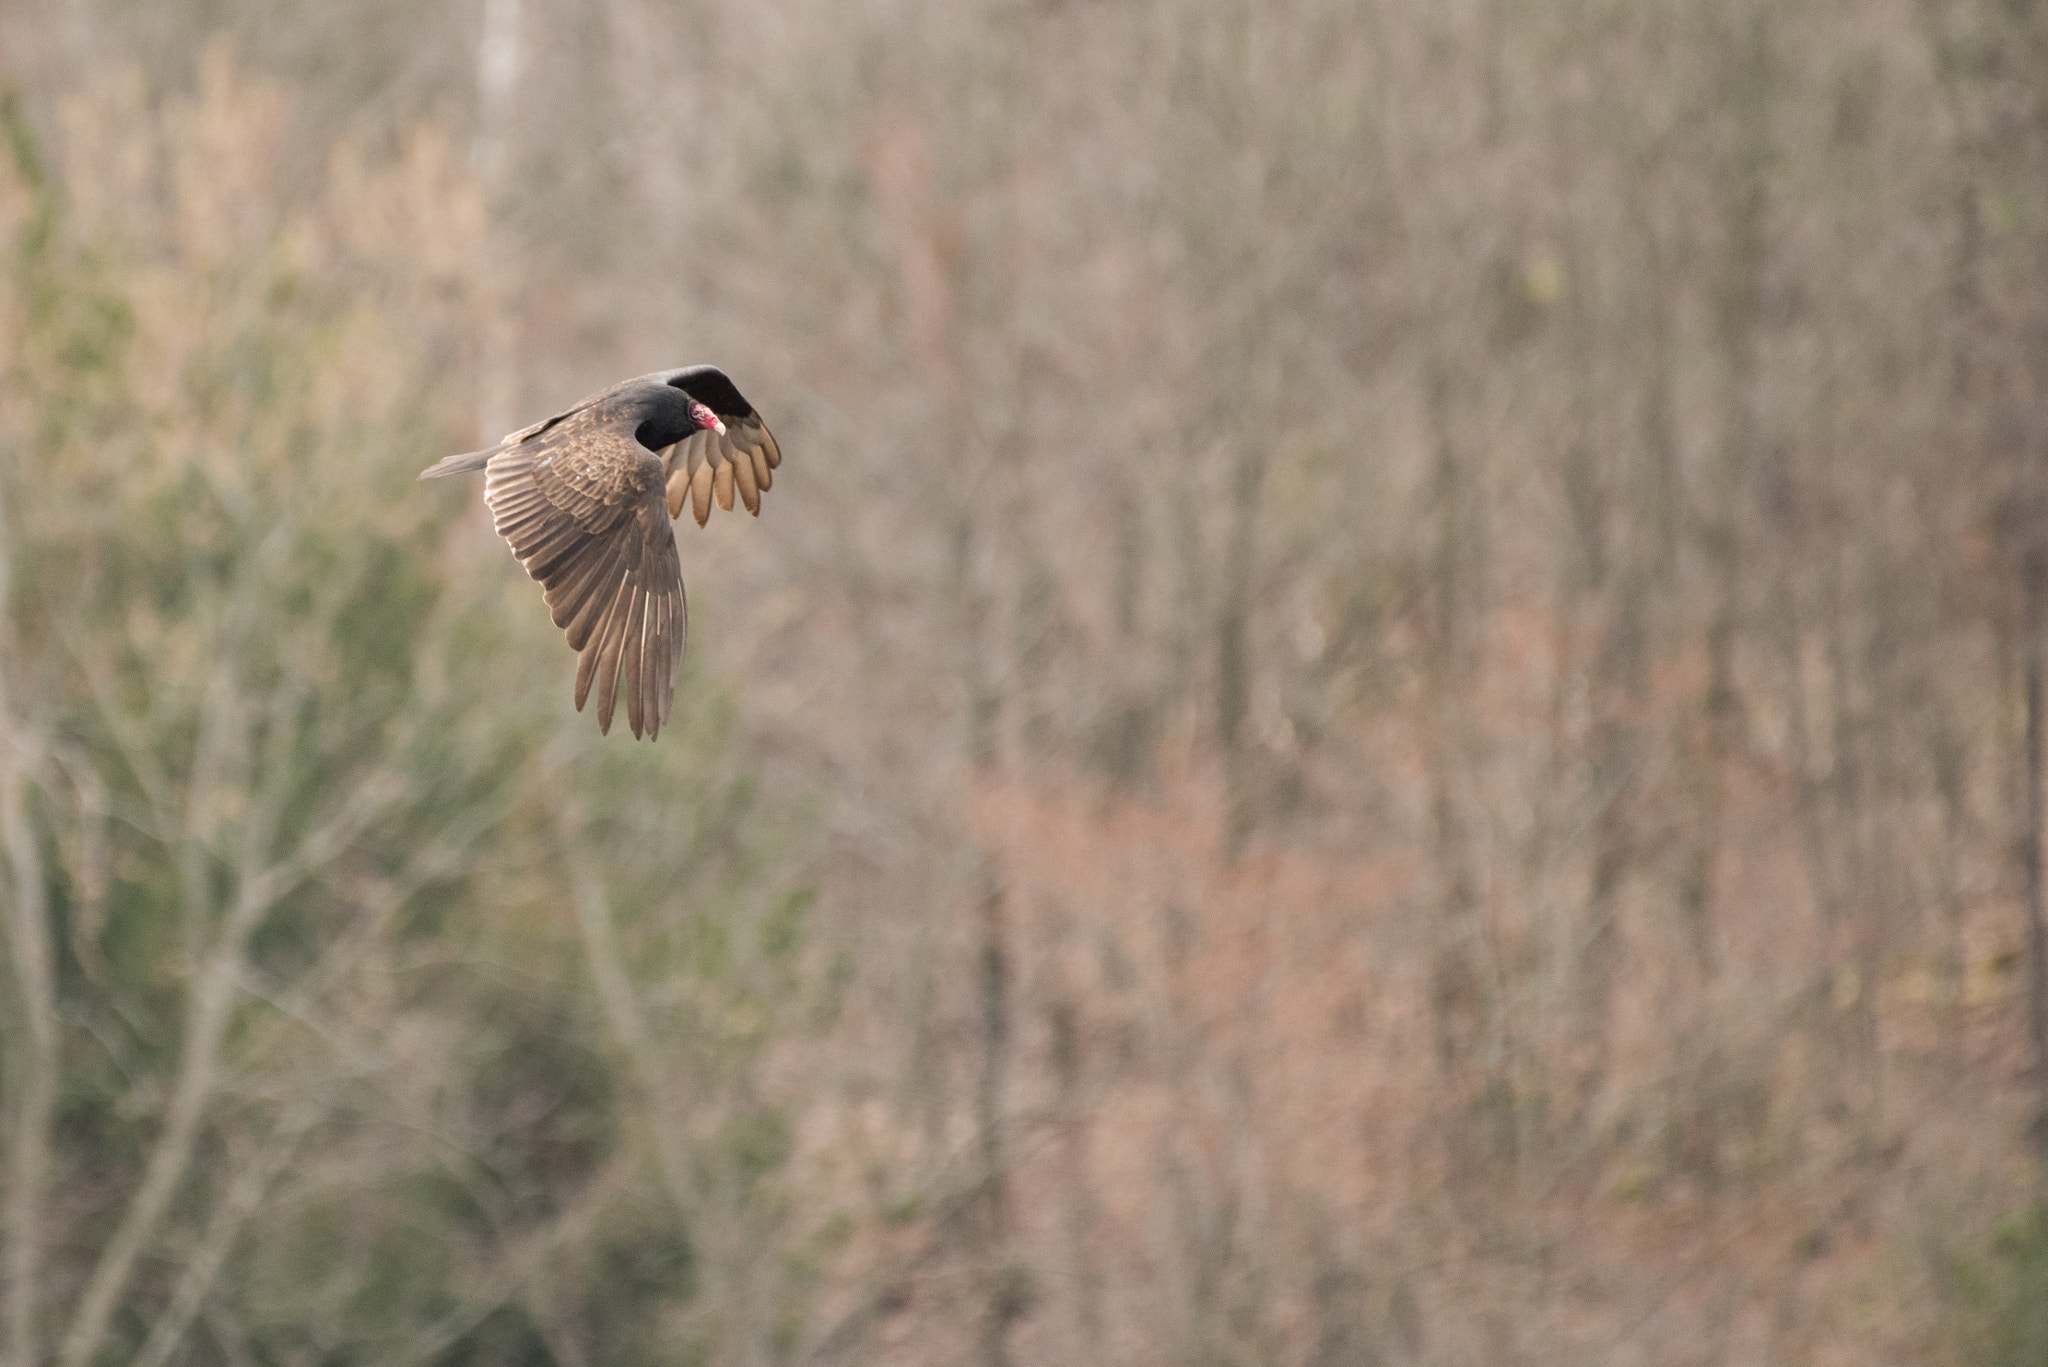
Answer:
[417,445,499,480]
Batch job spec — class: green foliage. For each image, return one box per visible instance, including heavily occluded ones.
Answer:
[1945,1204,2048,1367]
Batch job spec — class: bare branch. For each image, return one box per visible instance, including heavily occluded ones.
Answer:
[1,726,57,1367]
[131,1101,319,1367]
[552,794,694,1213]
[387,1151,637,1367]
[55,762,409,1367]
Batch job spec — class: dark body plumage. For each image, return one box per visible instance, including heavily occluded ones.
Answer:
[420,366,780,740]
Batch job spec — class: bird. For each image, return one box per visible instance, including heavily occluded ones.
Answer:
[419,366,780,740]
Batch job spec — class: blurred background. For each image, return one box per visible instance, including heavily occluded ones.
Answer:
[0,0,2045,1364]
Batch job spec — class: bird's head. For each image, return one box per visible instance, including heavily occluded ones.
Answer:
[689,401,726,437]
[636,384,728,451]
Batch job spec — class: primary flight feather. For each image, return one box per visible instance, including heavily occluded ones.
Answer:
[420,366,781,740]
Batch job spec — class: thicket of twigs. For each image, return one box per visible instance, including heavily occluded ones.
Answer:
[3,1,2048,1363]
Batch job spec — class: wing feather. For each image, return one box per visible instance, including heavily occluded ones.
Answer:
[519,522,593,581]
[556,541,629,648]
[574,578,626,713]
[713,456,735,513]
[619,584,649,738]
[648,514,685,736]
[652,592,672,735]
[591,575,634,734]
[688,459,714,526]
[731,435,760,513]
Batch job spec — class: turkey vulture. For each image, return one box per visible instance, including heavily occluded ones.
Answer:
[419,366,780,740]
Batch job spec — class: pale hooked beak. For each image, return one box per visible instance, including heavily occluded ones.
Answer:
[713,417,727,436]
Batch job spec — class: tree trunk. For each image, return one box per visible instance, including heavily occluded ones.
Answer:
[2022,546,2048,1163]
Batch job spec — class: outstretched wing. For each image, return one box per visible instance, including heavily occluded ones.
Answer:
[658,366,783,526]
[483,407,685,739]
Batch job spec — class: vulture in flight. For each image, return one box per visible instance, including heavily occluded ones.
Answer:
[419,366,780,740]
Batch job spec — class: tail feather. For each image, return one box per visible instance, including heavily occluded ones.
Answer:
[418,445,499,480]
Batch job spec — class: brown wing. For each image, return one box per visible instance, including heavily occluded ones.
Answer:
[661,413,781,526]
[483,409,686,740]
[658,370,782,527]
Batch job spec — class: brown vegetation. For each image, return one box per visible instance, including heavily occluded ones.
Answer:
[3,0,2048,1363]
